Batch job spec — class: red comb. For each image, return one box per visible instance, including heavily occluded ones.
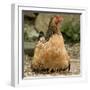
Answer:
[55,16,60,19]
[55,16,63,20]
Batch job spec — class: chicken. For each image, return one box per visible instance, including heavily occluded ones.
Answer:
[31,16,70,73]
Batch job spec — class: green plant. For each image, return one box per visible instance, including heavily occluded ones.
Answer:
[61,18,80,43]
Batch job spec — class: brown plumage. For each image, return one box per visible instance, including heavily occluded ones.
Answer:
[45,16,63,41]
[31,16,70,73]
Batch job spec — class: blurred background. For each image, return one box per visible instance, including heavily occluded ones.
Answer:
[23,11,80,43]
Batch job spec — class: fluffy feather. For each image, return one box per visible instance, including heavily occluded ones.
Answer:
[31,34,70,72]
[31,16,70,72]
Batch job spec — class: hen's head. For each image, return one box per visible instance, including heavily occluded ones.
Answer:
[49,15,63,29]
[54,16,63,25]
[48,16,63,35]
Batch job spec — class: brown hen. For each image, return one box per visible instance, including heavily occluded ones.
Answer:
[31,16,70,73]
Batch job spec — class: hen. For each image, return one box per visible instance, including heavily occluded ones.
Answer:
[31,16,70,73]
